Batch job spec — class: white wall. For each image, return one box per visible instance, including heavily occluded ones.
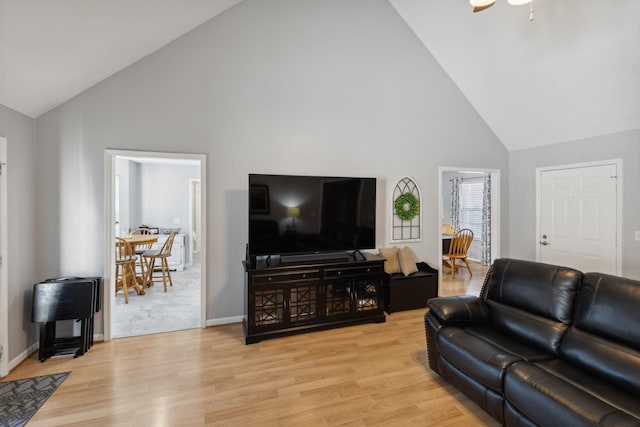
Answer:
[509,129,640,279]
[139,163,199,233]
[0,104,38,363]
[116,159,199,234]
[33,0,509,332]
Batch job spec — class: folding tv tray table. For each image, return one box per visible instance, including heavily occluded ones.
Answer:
[32,276,102,362]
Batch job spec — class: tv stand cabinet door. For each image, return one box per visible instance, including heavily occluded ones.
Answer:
[249,285,286,331]
[323,264,384,319]
[323,279,354,321]
[353,275,383,316]
[288,282,321,326]
[247,269,321,334]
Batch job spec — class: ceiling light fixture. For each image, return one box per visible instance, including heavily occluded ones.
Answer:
[469,0,535,21]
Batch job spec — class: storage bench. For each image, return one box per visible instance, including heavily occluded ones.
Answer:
[384,263,438,313]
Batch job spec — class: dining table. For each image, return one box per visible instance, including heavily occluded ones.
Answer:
[121,234,159,249]
[119,234,159,287]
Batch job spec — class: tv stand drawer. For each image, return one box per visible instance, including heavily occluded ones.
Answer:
[325,265,383,279]
[251,270,320,285]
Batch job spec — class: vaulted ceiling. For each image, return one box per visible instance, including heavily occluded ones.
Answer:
[390,0,640,151]
[0,0,243,117]
[1,0,638,151]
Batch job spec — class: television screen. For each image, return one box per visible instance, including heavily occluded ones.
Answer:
[248,174,376,256]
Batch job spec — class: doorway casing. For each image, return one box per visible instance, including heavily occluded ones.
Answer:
[189,179,202,257]
[103,149,207,341]
[0,137,7,377]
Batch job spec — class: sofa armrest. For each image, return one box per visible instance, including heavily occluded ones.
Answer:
[427,295,490,324]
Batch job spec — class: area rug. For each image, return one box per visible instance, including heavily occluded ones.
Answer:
[0,372,69,427]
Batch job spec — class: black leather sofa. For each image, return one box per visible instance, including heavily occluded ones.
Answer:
[425,258,640,426]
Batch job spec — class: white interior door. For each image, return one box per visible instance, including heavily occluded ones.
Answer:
[537,162,619,274]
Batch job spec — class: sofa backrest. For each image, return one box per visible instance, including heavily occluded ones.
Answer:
[559,272,640,395]
[482,258,582,355]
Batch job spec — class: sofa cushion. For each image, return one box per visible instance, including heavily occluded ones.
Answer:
[484,258,581,323]
[559,273,640,396]
[537,359,640,419]
[560,328,640,398]
[505,400,640,427]
[487,300,572,355]
[574,273,640,348]
[483,258,581,355]
[437,325,552,393]
[505,360,640,426]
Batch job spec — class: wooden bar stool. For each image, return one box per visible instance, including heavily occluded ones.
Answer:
[115,237,143,303]
[130,228,154,287]
[142,231,177,292]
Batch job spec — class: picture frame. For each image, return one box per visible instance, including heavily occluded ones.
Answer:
[250,184,270,214]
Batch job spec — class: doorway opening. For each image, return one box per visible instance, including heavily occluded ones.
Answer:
[104,150,206,341]
[438,167,500,295]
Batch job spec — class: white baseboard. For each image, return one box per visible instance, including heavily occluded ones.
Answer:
[206,316,243,327]
[9,342,38,372]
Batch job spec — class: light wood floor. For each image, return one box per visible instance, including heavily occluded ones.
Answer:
[439,260,489,298]
[7,262,495,426]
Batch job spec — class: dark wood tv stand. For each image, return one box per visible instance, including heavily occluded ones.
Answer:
[243,253,386,344]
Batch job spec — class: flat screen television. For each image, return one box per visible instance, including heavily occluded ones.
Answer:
[248,174,376,258]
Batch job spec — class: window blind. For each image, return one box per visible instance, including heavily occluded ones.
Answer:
[459,179,483,241]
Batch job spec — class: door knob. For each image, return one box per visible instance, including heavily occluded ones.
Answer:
[539,241,550,246]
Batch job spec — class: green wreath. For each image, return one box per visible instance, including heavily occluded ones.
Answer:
[394,192,420,221]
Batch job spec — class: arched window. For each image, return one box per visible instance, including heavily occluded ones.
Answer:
[391,176,422,242]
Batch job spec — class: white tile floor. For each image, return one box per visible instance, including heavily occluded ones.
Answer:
[112,261,202,338]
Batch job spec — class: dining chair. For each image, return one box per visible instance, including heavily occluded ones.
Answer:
[441,221,455,235]
[442,228,474,279]
[131,227,153,235]
[115,237,140,303]
[142,231,177,292]
[130,228,154,286]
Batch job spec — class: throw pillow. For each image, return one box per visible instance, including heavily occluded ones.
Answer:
[379,247,401,274]
[398,246,419,276]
